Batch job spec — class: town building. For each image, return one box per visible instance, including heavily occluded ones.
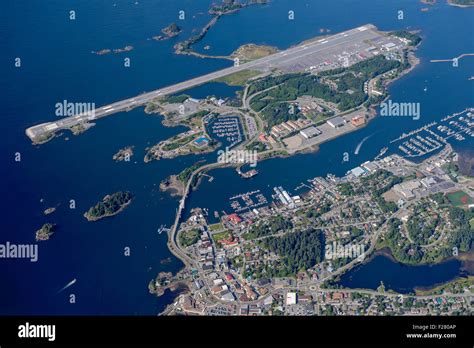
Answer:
[351,115,366,127]
[300,126,321,139]
[327,116,346,128]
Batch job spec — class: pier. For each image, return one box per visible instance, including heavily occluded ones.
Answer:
[430,53,474,63]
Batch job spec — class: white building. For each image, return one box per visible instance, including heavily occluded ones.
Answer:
[286,292,297,305]
[327,116,346,128]
[300,126,321,139]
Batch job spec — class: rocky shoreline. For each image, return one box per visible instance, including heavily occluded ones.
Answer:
[159,175,185,197]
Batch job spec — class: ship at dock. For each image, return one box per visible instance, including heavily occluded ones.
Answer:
[236,167,259,179]
[240,169,259,179]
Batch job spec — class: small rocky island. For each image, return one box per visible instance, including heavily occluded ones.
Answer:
[84,191,133,221]
[113,45,133,53]
[113,146,134,162]
[43,207,56,215]
[35,223,57,241]
[91,48,111,55]
[92,45,133,55]
[153,22,182,41]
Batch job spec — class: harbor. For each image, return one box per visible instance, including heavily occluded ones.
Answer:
[207,115,244,148]
[391,109,474,158]
[228,190,268,213]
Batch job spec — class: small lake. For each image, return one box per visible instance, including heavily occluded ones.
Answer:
[337,252,468,294]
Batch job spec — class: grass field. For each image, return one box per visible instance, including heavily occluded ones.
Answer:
[163,133,201,151]
[446,190,474,206]
[212,231,231,244]
[231,44,279,61]
[215,69,262,86]
[209,223,223,231]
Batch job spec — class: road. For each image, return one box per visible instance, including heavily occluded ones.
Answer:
[26,24,386,142]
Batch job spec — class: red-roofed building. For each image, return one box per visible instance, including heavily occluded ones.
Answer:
[227,213,242,225]
[351,115,366,127]
[221,235,239,248]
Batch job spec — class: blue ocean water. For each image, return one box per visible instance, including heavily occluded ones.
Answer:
[0,0,473,314]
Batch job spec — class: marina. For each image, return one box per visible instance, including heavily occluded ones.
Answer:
[207,115,243,148]
[392,109,474,158]
[229,190,268,213]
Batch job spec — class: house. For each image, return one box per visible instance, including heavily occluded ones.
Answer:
[351,115,366,127]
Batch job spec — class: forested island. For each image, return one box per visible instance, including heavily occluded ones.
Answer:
[84,191,133,221]
[35,223,57,241]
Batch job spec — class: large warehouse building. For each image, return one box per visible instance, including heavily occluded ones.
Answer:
[300,126,321,139]
[327,116,346,128]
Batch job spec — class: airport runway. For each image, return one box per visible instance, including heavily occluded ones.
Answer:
[26,24,391,141]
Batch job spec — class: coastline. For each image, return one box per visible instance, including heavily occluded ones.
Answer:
[160,175,185,197]
[160,43,423,285]
[154,31,425,316]
[181,43,422,173]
